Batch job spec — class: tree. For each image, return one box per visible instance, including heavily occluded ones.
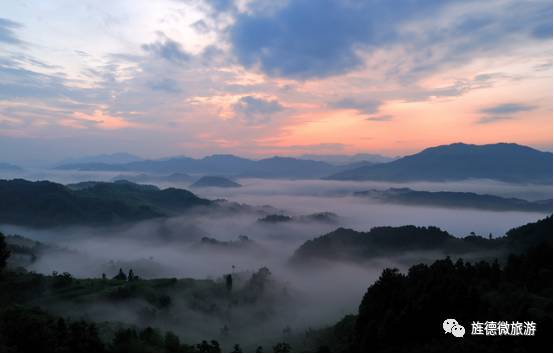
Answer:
[272,342,291,353]
[0,306,104,352]
[248,267,271,293]
[195,340,221,353]
[128,268,135,281]
[0,232,10,272]
[164,331,181,352]
[232,344,242,352]
[113,268,126,281]
[225,274,233,292]
[282,325,291,336]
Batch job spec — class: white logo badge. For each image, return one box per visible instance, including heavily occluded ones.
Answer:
[444,319,465,338]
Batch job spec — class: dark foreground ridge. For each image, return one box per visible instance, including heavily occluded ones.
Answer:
[306,239,552,352]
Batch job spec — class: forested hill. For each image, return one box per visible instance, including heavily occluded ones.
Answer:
[0,179,210,227]
[308,240,552,352]
[291,216,553,264]
[353,188,552,213]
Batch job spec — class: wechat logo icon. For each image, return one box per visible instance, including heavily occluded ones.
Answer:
[443,319,465,338]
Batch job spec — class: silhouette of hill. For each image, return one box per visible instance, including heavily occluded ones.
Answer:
[241,157,347,178]
[0,179,210,227]
[56,154,254,174]
[327,143,553,183]
[291,216,552,265]
[354,188,552,212]
[55,154,367,179]
[257,212,338,224]
[0,163,23,172]
[190,176,241,188]
[309,238,552,352]
[57,152,143,165]
[298,153,394,165]
[111,173,194,184]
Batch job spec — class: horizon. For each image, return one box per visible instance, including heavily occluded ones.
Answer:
[4,140,554,168]
[0,1,552,166]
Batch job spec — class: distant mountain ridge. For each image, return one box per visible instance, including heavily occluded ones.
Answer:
[0,163,23,172]
[327,143,553,183]
[58,152,143,165]
[354,187,552,212]
[110,173,194,184]
[190,176,242,188]
[54,143,552,182]
[297,153,394,165]
[56,154,367,179]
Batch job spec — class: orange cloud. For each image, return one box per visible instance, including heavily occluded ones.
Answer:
[63,110,137,130]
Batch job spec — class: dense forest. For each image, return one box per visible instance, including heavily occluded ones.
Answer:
[305,240,552,352]
[291,216,553,264]
[0,233,287,352]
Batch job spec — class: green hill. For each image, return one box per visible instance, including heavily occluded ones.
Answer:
[291,216,552,264]
[0,179,211,227]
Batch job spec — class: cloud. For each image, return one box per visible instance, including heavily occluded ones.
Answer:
[0,62,106,103]
[142,36,190,64]
[331,98,381,114]
[476,116,514,124]
[226,0,454,79]
[65,110,137,130]
[226,0,552,80]
[0,18,22,44]
[366,115,393,122]
[192,20,210,34]
[476,103,536,124]
[233,95,284,124]
[148,78,181,93]
[206,0,237,15]
[480,103,535,115]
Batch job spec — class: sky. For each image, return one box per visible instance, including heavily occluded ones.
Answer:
[0,0,552,165]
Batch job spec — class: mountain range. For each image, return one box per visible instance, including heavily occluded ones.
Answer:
[57,152,143,166]
[53,143,552,183]
[327,143,553,183]
[56,154,370,179]
[296,153,394,165]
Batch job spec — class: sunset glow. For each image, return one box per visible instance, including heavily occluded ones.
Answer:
[0,0,551,163]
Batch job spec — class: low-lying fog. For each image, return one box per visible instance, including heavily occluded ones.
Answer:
[2,171,550,282]
[0,170,551,345]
